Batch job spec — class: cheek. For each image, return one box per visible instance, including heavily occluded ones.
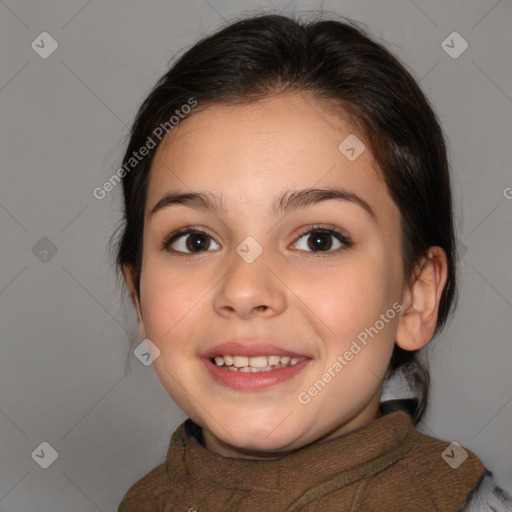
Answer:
[312,265,385,327]
[138,262,201,345]
[309,256,400,358]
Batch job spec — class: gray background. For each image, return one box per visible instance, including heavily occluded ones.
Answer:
[1,0,511,510]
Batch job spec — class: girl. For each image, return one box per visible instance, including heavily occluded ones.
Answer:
[115,13,511,511]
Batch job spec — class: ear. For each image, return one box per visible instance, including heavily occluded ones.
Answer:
[122,264,147,341]
[396,246,449,351]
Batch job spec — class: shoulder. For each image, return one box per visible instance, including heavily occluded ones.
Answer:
[462,470,512,512]
[394,421,512,511]
[117,462,168,512]
[377,413,488,509]
[117,420,194,511]
[400,421,486,480]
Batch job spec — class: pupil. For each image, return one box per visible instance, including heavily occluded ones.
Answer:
[187,234,208,252]
[309,233,331,251]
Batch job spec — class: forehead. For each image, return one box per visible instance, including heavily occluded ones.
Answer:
[147,93,394,221]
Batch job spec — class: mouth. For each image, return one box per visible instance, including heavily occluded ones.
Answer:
[210,354,305,372]
[202,341,311,391]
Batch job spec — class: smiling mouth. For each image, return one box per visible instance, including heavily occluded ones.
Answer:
[210,355,306,372]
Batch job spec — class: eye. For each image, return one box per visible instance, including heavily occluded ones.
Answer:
[161,224,352,257]
[161,226,220,254]
[292,224,352,257]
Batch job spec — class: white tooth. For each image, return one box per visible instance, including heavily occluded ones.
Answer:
[249,356,267,368]
[239,367,251,372]
[233,356,249,368]
[290,357,301,366]
[267,355,280,366]
[280,356,290,365]
[250,367,261,372]
[223,355,233,365]
[214,356,224,366]
[227,365,238,371]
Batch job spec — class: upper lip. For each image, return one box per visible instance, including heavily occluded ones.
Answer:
[202,339,310,359]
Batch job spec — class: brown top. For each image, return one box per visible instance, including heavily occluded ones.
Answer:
[118,409,486,511]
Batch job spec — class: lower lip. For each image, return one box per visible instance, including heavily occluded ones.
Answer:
[202,358,311,391]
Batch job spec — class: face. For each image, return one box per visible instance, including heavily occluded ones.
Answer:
[132,93,407,458]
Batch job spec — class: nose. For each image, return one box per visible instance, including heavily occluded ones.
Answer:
[213,249,287,320]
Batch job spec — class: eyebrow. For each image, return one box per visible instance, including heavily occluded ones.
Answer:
[149,187,376,220]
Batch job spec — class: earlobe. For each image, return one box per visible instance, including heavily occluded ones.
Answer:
[122,264,147,340]
[396,247,448,352]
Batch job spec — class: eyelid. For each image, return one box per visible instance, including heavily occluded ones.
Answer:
[291,224,352,256]
[294,223,350,240]
[160,225,215,251]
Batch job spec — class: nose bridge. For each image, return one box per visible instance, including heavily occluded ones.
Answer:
[213,237,286,318]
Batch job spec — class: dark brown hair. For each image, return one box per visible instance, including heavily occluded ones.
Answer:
[112,13,458,424]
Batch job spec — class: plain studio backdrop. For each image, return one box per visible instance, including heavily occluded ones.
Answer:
[1,0,511,510]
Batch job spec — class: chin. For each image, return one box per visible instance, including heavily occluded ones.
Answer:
[212,419,307,455]
[227,435,296,457]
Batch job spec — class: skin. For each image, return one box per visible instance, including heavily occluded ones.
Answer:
[124,93,448,460]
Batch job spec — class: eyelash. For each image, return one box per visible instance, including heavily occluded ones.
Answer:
[161,224,352,258]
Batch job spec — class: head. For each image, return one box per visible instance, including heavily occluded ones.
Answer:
[113,13,456,458]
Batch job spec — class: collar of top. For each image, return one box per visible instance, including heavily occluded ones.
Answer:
[166,409,414,492]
